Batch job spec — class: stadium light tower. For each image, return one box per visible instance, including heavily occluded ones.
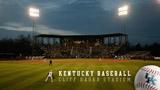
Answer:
[118,5,129,52]
[118,5,128,34]
[28,7,40,56]
[29,7,40,37]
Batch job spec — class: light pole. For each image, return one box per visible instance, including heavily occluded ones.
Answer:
[118,5,128,34]
[29,7,40,56]
[118,5,129,54]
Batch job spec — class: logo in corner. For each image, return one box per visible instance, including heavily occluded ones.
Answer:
[145,73,157,85]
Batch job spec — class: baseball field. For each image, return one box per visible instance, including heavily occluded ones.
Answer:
[0,59,160,90]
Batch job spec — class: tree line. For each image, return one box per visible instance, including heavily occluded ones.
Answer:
[127,43,160,56]
[0,35,43,58]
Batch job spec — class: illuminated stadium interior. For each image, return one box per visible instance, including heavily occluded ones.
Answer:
[36,33,128,58]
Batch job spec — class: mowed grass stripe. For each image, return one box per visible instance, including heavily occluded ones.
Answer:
[74,63,98,90]
[0,63,49,77]
[0,62,42,72]
[0,60,160,90]
[2,64,64,90]
[112,62,133,90]
[0,68,46,90]
[40,63,79,90]
[96,62,117,90]
[21,64,75,90]
[86,61,130,90]
[76,63,99,90]
[58,63,87,90]
[1,68,48,90]
[0,63,26,69]
[104,61,134,90]
[37,63,86,90]
[0,63,58,77]
[94,63,110,90]
[0,64,40,77]
[0,67,37,79]
[0,64,53,89]
[128,61,140,90]
[0,64,39,80]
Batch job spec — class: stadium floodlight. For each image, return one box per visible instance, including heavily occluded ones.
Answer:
[29,7,40,17]
[28,7,40,57]
[118,5,128,16]
[117,5,129,35]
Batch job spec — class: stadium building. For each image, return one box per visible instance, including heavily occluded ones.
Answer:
[36,33,128,58]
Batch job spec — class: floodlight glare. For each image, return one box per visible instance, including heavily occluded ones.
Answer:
[118,5,128,12]
[118,5,128,16]
[29,7,40,17]
[118,11,128,16]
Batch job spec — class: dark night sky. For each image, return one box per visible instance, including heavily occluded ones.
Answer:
[0,0,160,44]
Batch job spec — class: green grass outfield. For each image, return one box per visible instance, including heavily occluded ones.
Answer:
[0,59,160,90]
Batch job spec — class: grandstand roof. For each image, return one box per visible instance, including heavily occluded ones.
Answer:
[36,33,127,38]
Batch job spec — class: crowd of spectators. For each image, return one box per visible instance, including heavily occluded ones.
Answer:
[42,43,121,58]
